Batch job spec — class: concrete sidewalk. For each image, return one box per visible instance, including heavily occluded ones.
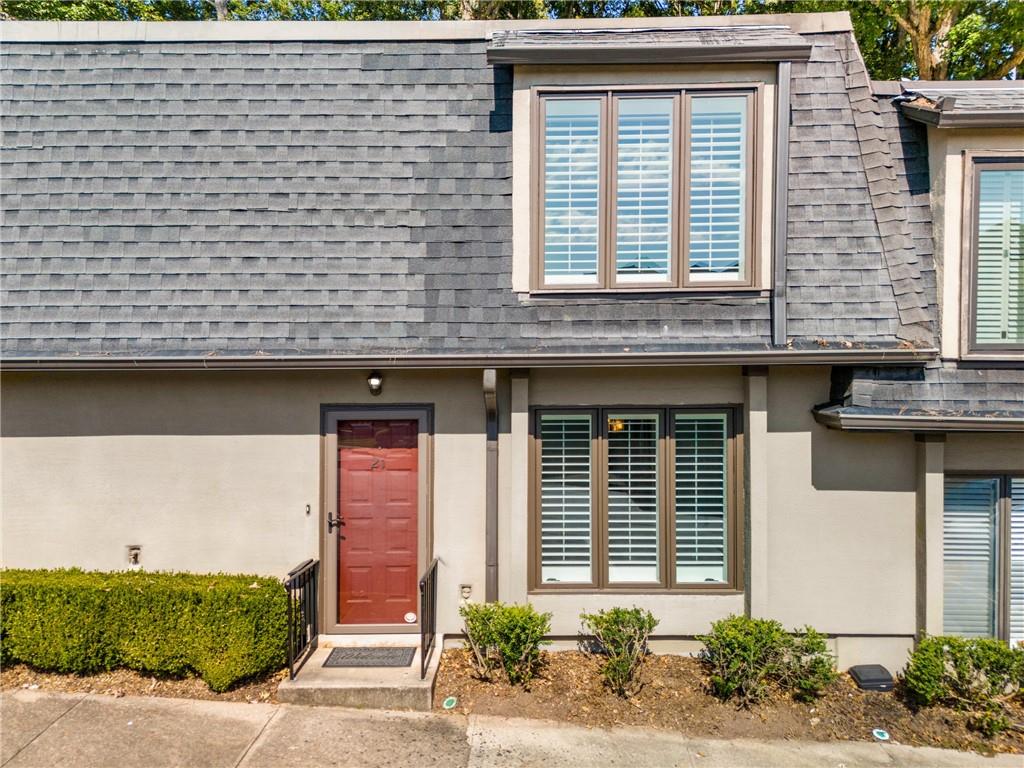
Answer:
[1,689,1019,768]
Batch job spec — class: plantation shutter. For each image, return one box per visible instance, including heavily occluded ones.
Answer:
[615,97,674,282]
[1011,478,1024,647]
[539,414,593,584]
[974,167,1024,346]
[543,98,602,284]
[688,95,747,282]
[943,477,999,637]
[674,413,728,584]
[606,413,660,583]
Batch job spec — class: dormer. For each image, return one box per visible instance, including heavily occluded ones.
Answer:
[488,25,812,297]
[899,81,1024,361]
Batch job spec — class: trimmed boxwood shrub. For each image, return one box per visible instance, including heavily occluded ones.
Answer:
[460,601,552,686]
[580,606,658,698]
[698,615,837,706]
[903,635,1024,736]
[0,569,288,692]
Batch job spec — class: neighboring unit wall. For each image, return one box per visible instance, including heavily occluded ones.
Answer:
[0,369,488,635]
[928,128,1024,359]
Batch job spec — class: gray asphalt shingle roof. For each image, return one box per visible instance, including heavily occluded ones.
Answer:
[898,81,1024,127]
[0,27,935,360]
[833,364,1024,420]
[487,25,812,63]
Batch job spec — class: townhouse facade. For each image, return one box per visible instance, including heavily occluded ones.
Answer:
[1,13,1021,673]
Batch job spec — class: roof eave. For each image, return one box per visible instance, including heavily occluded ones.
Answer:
[900,103,1024,129]
[0,347,938,372]
[486,42,812,65]
[813,406,1024,433]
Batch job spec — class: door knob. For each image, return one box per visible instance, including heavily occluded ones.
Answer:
[327,515,344,533]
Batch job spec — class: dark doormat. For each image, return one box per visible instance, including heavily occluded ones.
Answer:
[322,647,416,668]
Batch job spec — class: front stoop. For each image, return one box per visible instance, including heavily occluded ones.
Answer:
[277,643,439,711]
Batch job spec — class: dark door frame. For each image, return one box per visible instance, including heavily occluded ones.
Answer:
[320,405,433,635]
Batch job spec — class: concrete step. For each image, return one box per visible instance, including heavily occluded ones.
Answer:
[277,643,439,711]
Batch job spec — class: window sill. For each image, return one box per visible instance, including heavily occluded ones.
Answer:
[526,287,769,299]
[529,586,744,596]
[958,351,1024,365]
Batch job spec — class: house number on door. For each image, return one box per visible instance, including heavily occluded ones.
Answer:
[370,458,383,470]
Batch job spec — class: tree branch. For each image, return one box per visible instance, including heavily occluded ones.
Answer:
[991,46,1024,79]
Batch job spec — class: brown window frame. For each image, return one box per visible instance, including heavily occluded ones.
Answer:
[943,472,1023,643]
[531,85,761,294]
[961,154,1024,359]
[528,405,744,594]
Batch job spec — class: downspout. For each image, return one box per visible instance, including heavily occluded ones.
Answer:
[483,368,499,602]
[771,60,792,347]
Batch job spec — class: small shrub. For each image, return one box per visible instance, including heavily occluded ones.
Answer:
[460,601,551,686]
[460,601,501,681]
[0,569,288,692]
[697,615,836,706]
[903,635,1024,736]
[580,606,658,697]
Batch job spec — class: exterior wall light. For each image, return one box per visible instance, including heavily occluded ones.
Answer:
[367,370,383,396]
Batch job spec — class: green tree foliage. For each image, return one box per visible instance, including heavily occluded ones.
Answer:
[1,0,1019,80]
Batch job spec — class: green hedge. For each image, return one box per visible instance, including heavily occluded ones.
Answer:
[0,569,288,692]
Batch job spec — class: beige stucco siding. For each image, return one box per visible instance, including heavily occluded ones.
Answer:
[0,369,488,634]
[8,364,1008,671]
[765,367,918,637]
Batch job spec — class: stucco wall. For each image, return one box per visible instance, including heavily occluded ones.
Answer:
[7,364,999,672]
[0,369,487,635]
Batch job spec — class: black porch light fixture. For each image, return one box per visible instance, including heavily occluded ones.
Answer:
[367,370,384,396]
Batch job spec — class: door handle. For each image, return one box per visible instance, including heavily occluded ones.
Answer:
[327,515,344,533]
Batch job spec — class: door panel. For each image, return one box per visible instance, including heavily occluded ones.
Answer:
[337,419,419,626]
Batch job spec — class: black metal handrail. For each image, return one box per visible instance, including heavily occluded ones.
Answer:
[284,559,319,680]
[418,557,439,680]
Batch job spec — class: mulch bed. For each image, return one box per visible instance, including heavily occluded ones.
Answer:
[434,648,1024,755]
[0,663,285,704]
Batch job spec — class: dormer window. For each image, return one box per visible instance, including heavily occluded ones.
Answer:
[534,88,756,292]
[966,157,1023,355]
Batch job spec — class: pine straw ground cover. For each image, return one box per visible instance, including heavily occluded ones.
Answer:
[0,662,285,703]
[434,649,1024,756]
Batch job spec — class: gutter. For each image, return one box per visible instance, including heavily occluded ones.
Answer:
[0,348,939,372]
[813,407,1024,433]
[771,60,792,347]
[898,103,1024,129]
[482,369,499,603]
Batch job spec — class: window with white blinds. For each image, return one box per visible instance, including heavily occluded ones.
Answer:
[674,413,728,584]
[539,414,593,584]
[615,97,674,283]
[943,475,1024,645]
[973,164,1023,349]
[607,414,660,583]
[536,89,754,290]
[1010,478,1024,647]
[534,408,737,591]
[688,96,748,282]
[943,477,999,637]
[543,98,601,284]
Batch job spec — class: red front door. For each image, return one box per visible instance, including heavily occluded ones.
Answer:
[337,419,419,626]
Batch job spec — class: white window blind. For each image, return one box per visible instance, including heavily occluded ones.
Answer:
[1011,478,1024,647]
[607,413,660,583]
[943,477,999,637]
[539,414,593,583]
[975,167,1024,346]
[674,413,728,584]
[615,97,673,282]
[544,98,601,284]
[688,95,747,282]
